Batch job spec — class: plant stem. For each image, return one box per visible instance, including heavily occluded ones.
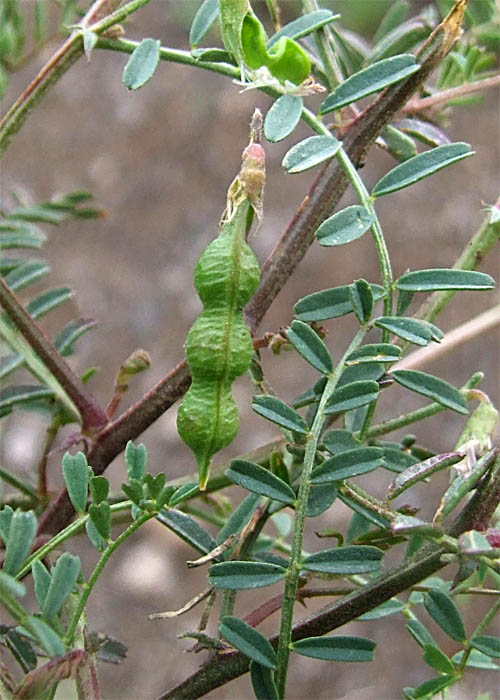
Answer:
[301,0,342,90]
[274,328,366,698]
[457,595,500,676]
[65,509,156,645]
[0,278,107,430]
[402,73,500,113]
[17,501,133,579]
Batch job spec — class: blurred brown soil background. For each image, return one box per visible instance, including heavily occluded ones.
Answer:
[0,1,498,698]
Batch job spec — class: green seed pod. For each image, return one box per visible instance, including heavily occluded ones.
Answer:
[177,118,264,490]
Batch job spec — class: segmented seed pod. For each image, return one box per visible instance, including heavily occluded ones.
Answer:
[177,115,264,489]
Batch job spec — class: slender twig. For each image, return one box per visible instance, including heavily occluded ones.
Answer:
[402,73,500,113]
[65,509,157,646]
[275,329,366,697]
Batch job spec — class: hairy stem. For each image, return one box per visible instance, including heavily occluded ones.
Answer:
[274,329,366,697]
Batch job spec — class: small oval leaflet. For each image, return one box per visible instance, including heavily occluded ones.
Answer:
[374,316,433,346]
[287,320,333,375]
[62,451,89,514]
[396,268,495,292]
[209,561,286,590]
[291,635,376,662]
[369,17,432,64]
[295,284,385,322]
[42,553,80,620]
[322,429,360,455]
[372,142,474,197]
[347,343,401,364]
[157,509,216,555]
[470,635,500,659]
[357,598,405,621]
[311,446,383,483]
[3,510,37,576]
[264,95,303,143]
[250,661,278,700]
[226,460,296,504]
[422,644,456,675]
[123,38,161,90]
[391,369,468,415]
[302,545,383,574]
[324,380,380,414]
[350,279,374,323]
[316,205,373,246]
[268,9,338,48]
[252,395,309,434]
[220,616,277,669]
[189,0,219,48]
[320,54,419,114]
[282,136,341,174]
[424,589,466,642]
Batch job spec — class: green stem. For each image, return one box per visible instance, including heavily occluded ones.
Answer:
[457,595,500,676]
[65,509,156,645]
[274,328,366,698]
[16,500,133,579]
[336,149,393,319]
[301,0,342,90]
